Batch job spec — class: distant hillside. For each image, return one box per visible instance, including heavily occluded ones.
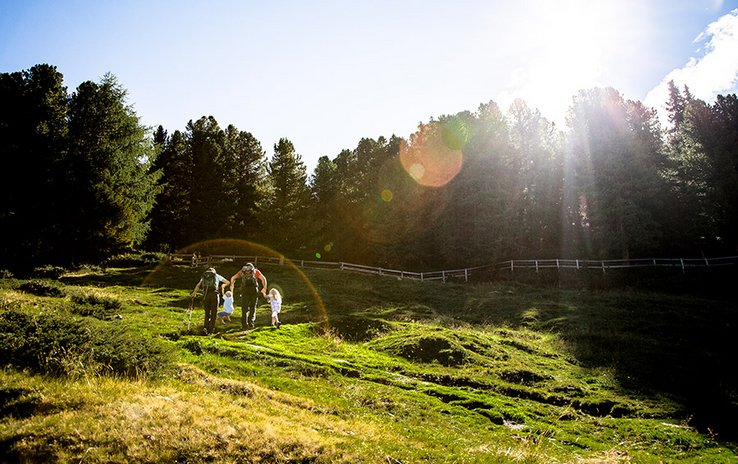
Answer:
[1,262,736,463]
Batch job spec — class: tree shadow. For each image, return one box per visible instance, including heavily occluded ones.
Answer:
[449,281,738,442]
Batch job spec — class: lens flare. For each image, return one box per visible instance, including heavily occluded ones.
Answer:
[334,153,449,251]
[400,120,465,187]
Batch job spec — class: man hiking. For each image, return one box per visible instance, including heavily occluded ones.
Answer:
[230,263,267,329]
[192,267,230,334]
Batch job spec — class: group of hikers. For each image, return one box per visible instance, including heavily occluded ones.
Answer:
[191,263,282,334]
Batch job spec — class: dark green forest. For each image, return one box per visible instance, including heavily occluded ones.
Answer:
[2,64,736,271]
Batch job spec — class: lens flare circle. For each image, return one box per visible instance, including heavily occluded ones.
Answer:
[400,121,464,187]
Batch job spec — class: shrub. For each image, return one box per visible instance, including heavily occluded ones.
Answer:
[0,308,173,379]
[17,280,66,298]
[70,290,122,319]
[103,251,166,268]
[0,269,14,279]
[32,265,66,279]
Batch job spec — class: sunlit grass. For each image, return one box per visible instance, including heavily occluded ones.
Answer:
[1,263,736,463]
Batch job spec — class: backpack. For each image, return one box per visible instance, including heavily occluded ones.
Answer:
[241,270,260,295]
[202,271,217,290]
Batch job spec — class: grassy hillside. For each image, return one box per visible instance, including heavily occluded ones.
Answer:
[0,261,736,463]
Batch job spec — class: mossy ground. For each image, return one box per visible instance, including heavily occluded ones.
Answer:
[0,262,736,462]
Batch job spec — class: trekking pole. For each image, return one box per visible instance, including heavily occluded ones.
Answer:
[184,294,195,330]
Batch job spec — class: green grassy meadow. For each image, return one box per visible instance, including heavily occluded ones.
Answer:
[0,261,736,463]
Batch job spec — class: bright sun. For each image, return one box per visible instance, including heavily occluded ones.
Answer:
[504,0,629,123]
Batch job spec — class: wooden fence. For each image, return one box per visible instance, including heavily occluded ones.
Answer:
[168,253,738,283]
[497,256,738,274]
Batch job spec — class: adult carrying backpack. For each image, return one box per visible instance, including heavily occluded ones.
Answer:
[241,270,260,295]
[202,270,217,290]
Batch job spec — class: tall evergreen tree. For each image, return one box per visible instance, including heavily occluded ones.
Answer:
[308,155,340,259]
[222,125,268,240]
[566,87,667,259]
[65,73,160,262]
[446,102,513,266]
[0,64,69,266]
[186,116,227,243]
[147,129,193,250]
[506,99,564,258]
[262,138,310,254]
[668,92,738,254]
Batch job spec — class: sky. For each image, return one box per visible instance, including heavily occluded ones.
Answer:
[2,0,737,172]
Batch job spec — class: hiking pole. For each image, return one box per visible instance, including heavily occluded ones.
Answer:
[184,294,195,330]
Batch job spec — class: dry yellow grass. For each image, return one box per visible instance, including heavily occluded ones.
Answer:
[0,365,412,463]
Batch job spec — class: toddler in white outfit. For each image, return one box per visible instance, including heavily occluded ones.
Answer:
[218,290,234,323]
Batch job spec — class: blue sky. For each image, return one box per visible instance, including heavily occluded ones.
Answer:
[2,0,737,172]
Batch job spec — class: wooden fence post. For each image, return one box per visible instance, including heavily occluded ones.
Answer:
[464,268,468,282]
[681,258,685,274]
[535,260,539,272]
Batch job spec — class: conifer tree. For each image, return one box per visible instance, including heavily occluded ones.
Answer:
[66,73,160,262]
[0,64,69,266]
[566,87,667,258]
[262,138,311,254]
[222,125,268,240]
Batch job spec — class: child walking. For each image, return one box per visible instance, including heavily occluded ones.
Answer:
[218,290,234,324]
[267,288,282,328]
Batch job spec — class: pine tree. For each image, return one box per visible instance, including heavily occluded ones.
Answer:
[262,138,310,254]
[566,87,667,259]
[66,73,160,262]
[0,64,69,267]
[185,116,227,243]
[147,129,193,250]
[222,125,268,240]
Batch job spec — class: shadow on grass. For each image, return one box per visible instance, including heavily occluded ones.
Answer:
[448,276,738,442]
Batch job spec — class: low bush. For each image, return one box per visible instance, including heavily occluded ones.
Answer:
[70,290,122,319]
[0,308,173,379]
[17,280,65,298]
[32,265,66,279]
[103,251,166,268]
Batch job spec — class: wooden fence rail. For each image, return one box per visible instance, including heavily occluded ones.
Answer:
[167,253,738,283]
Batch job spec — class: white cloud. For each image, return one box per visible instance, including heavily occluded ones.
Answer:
[645,9,738,120]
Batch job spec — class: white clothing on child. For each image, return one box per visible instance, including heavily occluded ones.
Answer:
[270,298,281,316]
[223,295,234,314]
[218,294,234,318]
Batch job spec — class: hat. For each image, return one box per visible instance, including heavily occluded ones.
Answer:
[242,263,254,271]
[205,267,216,274]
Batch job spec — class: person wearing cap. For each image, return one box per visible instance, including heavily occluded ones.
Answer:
[192,267,230,334]
[230,263,267,329]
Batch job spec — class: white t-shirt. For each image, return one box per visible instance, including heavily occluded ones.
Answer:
[222,295,234,314]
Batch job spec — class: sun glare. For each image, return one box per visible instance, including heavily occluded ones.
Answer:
[504,0,628,123]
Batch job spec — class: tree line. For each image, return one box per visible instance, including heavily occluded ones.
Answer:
[1,64,736,271]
